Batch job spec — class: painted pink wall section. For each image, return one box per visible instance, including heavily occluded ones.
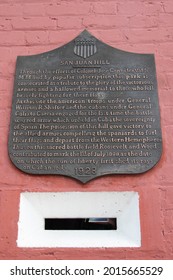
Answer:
[0,0,173,259]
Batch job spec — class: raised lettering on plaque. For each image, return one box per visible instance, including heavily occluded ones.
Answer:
[8,30,162,183]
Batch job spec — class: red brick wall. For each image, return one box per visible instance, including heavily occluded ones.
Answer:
[0,0,173,259]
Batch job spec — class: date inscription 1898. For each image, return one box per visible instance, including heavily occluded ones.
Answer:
[8,30,162,182]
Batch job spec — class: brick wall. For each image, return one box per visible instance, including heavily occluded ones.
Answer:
[0,0,173,259]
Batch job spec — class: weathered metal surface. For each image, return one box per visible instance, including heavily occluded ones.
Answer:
[8,30,162,183]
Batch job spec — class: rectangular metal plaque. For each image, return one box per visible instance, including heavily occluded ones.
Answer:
[8,30,162,183]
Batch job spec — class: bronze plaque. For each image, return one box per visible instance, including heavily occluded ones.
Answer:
[8,30,162,183]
